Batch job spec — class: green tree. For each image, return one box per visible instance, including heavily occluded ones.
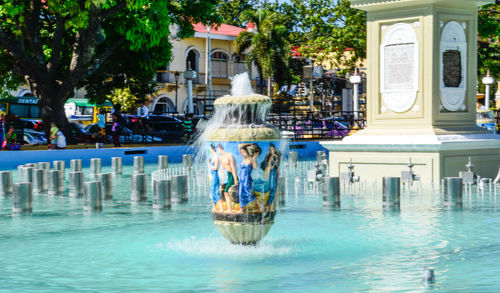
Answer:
[289,0,366,75]
[0,0,219,139]
[217,0,254,26]
[235,8,291,93]
[107,87,142,113]
[478,3,499,95]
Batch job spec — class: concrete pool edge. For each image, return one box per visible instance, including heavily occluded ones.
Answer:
[0,141,326,169]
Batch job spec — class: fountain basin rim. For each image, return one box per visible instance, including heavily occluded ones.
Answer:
[207,126,281,141]
[214,94,271,105]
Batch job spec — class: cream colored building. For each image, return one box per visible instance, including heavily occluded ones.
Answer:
[152,23,257,115]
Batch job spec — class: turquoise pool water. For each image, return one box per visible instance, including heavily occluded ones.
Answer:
[1,162,499,292]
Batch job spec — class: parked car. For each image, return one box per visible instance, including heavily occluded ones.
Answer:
[23,129,47,145]
[69,122,96,143]
[85,123,162,143]
[121,114,185,142]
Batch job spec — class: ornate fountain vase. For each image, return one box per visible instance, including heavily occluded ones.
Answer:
[206,94,282,245]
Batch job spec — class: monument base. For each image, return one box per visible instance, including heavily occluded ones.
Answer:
[321,132,500,183]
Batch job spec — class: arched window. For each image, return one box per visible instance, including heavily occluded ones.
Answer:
[232,54,248,76]
[153,96,175,114]
[211,51,229,78]
[186,48,199,72]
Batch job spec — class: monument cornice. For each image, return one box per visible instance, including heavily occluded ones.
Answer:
[321,133,500,152]
[351,0,493,11]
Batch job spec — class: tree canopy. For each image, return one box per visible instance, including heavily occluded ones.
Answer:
[478,3,499,85]
[0,0,220,137]
[235,8,292,91]
[224,0,366,76]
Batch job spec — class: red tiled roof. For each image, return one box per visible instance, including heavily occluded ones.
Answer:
[291,46,302,57]
[192,23,245,37]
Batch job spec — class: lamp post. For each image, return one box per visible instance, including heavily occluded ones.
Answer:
[482,70,494,110]
[184,64,197,114]
[303,63,314,113]
[205,25,213,102]
[174,72,180,113]
[349,68,361,121]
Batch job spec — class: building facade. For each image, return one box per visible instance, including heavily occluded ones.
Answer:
[151,23,257,115]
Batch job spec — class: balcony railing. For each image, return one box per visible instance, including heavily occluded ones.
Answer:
[156,70,206,84]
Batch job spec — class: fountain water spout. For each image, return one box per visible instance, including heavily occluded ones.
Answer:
[423,268,435,284]
[459,157,477,184]
[307,151,328,188]
[340,159,360,185]
[401,158,420,186]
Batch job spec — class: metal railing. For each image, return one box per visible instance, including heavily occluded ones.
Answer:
[267,111,366,140]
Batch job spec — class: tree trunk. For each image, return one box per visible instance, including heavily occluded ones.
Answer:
[33,82,75,144]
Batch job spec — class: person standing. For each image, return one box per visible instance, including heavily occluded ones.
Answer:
[0,112,5,145]
[183,113,196,141]
[111,103,121,116]
[97,109,106,130]
[111,113,122,147]
[96,109,106,149]
[137,102,149,132]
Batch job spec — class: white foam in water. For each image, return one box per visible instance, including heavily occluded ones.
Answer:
[153,236,293,259]
[231,72,254,96]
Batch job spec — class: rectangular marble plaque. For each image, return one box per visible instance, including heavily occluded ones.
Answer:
[383,43,415,91]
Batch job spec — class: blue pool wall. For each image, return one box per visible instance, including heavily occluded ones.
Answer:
[0,141,326,170]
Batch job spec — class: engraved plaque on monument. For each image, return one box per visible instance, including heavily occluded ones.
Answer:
[443,50,461,87]
[439,21,467,112]
[380,23,419,113]
[384,44,415,90]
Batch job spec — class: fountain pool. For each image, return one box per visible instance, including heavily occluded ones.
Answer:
[1,161,500,292]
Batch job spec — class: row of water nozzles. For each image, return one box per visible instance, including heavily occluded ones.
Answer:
[0,154,193,213]
[321,176,464,208]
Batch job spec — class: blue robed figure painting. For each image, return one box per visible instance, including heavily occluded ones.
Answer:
[206,140,281,214]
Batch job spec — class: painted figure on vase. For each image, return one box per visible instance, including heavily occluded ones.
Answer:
[238,143,263,212]
[261,143,281,211]
[217,144,238,212]
[208,144,222,212]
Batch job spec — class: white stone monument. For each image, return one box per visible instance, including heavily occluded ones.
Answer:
[322,0,499,183]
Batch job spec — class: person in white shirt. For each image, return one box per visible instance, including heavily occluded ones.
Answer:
[137,102,150,132]
[56,130,66,149]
